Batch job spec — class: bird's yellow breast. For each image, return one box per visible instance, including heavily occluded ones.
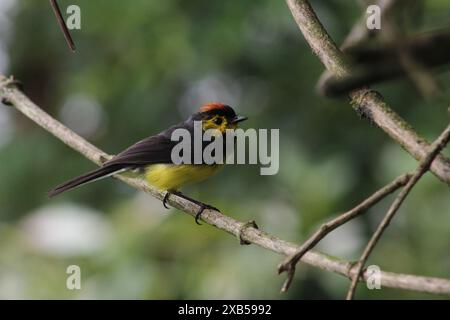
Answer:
[144,164,223,191]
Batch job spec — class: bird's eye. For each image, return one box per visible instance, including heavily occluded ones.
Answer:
[214,117,223,125]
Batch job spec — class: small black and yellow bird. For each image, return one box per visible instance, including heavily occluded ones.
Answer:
[48,102,247,224]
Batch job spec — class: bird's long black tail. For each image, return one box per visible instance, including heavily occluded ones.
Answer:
[48,165,126,197]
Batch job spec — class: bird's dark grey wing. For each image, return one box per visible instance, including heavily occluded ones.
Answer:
[48,132,178,197]
[104,134,177,167]
[48,121,193,197]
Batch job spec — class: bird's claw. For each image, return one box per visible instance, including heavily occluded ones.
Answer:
[162,192,170,209]
[194,204,220,225]
[238,220,259,245]
[161,190,219,225]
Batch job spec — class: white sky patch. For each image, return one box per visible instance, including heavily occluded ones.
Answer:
[316,219,364,258]
[20,204,112,257]
[59,93,105,138]
[178,74,242,117]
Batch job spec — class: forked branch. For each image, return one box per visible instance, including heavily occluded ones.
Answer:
[284,0,450,298]
[346,123,450,299]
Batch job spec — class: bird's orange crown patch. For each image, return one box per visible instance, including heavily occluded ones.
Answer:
[199,102,228,113]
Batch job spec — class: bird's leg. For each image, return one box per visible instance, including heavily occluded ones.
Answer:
[171,191,220,225]
[238,220,259,245]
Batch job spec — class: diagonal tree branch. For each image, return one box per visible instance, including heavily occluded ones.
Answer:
[285,0,450,185]
[49,0,76,52]
[346,122,450,299]
[277,173,411,292]
[1,76,450,296]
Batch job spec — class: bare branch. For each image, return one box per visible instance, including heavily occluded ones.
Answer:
[346,122,450,299]
[285,0,450,185]
[2,76,450,295]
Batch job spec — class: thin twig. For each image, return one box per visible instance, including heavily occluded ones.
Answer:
[319,27,450,96]
[320,0,443,97]
[375,0,440,98]
[285,0,450,185]
[277,173,411,292]
[49,0,76,52]
[2,77,450,295]
[340,0,398,52]
[346,123,450,300]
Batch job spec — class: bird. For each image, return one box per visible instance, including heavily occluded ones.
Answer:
[48,102,248,224]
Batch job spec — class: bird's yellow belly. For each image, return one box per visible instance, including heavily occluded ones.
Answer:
[144,164,223,191]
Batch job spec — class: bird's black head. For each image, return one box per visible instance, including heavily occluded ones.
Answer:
[191,102,248,132]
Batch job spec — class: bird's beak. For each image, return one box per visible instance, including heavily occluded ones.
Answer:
[231,115,248,124]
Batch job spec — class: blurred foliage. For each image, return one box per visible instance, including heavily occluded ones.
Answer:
[0,0,449,299]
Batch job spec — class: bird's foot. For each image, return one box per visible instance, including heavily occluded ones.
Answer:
[162,191,171,209]
[238,220,259,245]
[162,190,220,225]
[194,203,220,226]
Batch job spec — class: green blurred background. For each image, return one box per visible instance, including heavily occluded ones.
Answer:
[0,0,449,299]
